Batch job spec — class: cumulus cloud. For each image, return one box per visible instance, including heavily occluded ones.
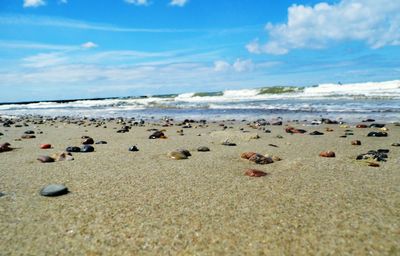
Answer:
[213,60,230,72]
[214,59,254,72]
[23,0,45,8]
[248,0,400,55]
[170,0,188,7]
[124,0,149,6]
[81,42,98,49]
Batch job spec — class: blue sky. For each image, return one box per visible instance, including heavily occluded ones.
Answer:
[0,0,399,102]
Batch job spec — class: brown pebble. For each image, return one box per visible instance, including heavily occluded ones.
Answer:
[168,151,188,160]
[240,152,257,159]
[245,169,268,177]
[21,135,36,139]
[319,151,336,157]
[356,124,368,128]
[37,156,55,163]
[40,144,52,149]
[368,162,380,167]
[351,140,361,145]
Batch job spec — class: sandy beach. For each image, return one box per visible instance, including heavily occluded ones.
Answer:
[0,117,399,255]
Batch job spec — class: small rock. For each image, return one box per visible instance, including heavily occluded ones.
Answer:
[0,132,3,136]
[0,142,12,153]
[319,151,335,157]
[129,145,139,152]
[24,130,35,134]
[197,146,210,152]
[66,146,81,152]
[268,144,278,148]
[149,131,166,139]
[362,119,375,122]
[40,184,69,197]
[351,140,361,145]
[168,151,188,160]
[241,152,257,159]
[377,149,389,153]
[221,141,236,146]
[356,124,368,128]
[271,155,282,161]
[285,127,307,134]
[37,155,55,163]
[177,149,191,157]
[95,141,107,144]
[245,169,268,177]
[0,192,5,197]
[392,143,400,147]
[80,145,94,153]
[40,144,52,149]
[367,132,388,137]
[248,154,273,164]
[369,123,385,128]
[21,135,36,139]
[309,131,324,135]
[82,138,94,144]
[368,162,380,167]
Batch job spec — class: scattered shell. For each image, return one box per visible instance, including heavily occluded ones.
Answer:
[51,152,74,161]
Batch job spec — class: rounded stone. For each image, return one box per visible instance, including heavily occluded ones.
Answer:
[40,144,52,149]
[197,146,210,152]
[37,155,55,163]
[351,140,361,145]
[82,138,94,145]
[66,146,81,152]
[80,145,94,153]
[245,169,268,177]
[319,151,336,157]
[40,184,69,197]
[129,145,139,152]
[168,151,188,160]
[95,141,108,144]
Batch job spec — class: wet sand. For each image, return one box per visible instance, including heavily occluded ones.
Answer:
[0,117,399,255]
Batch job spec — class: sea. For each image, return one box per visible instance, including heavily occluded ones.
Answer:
[1,80,399,122]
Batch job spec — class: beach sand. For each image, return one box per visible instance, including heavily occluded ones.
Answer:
[0,118,399,255]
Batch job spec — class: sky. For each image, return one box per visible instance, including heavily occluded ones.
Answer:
[0,0,399,102]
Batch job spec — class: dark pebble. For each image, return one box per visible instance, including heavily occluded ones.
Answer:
[268,144,278,147]
[40,184,69,197]
[369,123,385,128]
[80,145,94,153]
[129,145,139,152]
[351,140,361,145]
[0,192,5,197]
[149,131,165,139]
[391,143,400,147]
[377,149,389,153]
[197,146,210,152]
[367,132,388,137]
[95,141,108,144]
[66,146,81,152]
[177,149,191,157]
[362,119,375,122]
[37,156,55,163]
[82,138,94,144]
[24,130,35,134]
[310,131,324,135]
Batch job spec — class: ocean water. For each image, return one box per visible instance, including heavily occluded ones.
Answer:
[1,80,399,122]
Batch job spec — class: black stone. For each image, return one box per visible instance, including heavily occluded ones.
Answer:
[377,149,389,153]
[66,146,81,152]
[95,141,108,144]
[0,192,5,197]
[129,145,139,152]
[369,123,385,128]
[81,145,94,152]
[367,132,388,137]
[362,119,375,122]
[149,131,165,139]
[310,131,324,135]
[392,143,400,147]
[40,184,69,197]
[222,141,236,146]
[24,130,35,134]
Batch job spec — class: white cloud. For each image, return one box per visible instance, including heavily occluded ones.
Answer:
[248,0,400,55]
[214,59,254,72]
[170,0,188,7]
[214,61,230,72]
[81,42,98,49]
[23,53,67,68]
[125,0,149,6]
[233,59,254,72]
[23,0,45,8]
